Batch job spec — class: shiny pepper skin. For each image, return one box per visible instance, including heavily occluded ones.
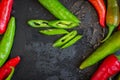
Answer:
[0,0,13,34]
[0,56,20,80]
[88,0,106,27]
[91,54,120,80]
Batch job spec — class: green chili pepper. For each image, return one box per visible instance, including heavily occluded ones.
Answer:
[39,29,69,35]
[38,0,80,23]
[61,35,82,49]
[28,20,50,28]
[102,0,119,42]
[80,31,120,69]
[53,30,77,47]
[0,17,16,67]
[48,20,79,29]
[5,67,15,80]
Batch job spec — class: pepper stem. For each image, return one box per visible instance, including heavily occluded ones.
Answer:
[5,67,15,80]
[101,25,115,42]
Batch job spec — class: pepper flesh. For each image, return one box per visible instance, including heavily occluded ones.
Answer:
[0,56,21,80]
[91,54,120,80]
[38,0,80,24]
[61,35,82,49]
[102,0,119,42]
[53,30,77,47]
[88,0,106,27]
[80,31,120,69]
[39,29,69,35]
[0,0,14,34]
[28,20,50,28]
[0,17,16,67]
[48,20,79,29]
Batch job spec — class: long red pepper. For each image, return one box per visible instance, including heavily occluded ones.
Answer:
[88,0,106,27]
[0,56,21,80]
[0,0,14,34]
[91,54,120,80]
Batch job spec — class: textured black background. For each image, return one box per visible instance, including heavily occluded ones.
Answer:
[8,0,114,80]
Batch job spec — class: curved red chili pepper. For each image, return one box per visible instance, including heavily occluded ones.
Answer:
[0,56,21,80]
[0,0,13,34]
[91,54,120,80]
[88,0,106,27]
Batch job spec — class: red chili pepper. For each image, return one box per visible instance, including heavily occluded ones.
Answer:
[91,54,120,80]
[0,56,21,80]
[0,0,14,34]
[88,0,106,27]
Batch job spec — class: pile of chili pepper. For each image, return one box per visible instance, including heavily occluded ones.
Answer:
[28,0,82,49]
[0,0,21,78]
[91,53,120,80]
[79,0,120,79]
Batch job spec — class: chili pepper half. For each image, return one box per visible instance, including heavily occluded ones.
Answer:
[102,0,120,42]
[53,30,77,48]
[0,56,21,80]
[38,0,80,24]
[28,20,50,28]
[80,31,120,69]
[39,29,69,35]
[0,0,14,34]
[48,20,79,29]
[91,54,120,80]
[88,0,106,27]
[61,35,82,49]
[0,17,16,67]
[28,20,78,29]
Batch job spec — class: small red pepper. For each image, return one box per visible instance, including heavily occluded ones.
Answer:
[88,0,106,27]
[0,56,21,80]
[0,0,14,34]
[91,54,120,80]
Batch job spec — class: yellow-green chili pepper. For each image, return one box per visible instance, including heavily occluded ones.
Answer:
[80,31,120,69]
[102,0,119,42]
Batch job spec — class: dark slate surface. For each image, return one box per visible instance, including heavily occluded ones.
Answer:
[9,0,112,80]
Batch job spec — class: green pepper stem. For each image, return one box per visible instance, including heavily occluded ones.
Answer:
[101,25,115,42]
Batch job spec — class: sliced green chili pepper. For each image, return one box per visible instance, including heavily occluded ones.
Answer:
[102,0,119,42]
[53,30,77,47]
[48,20,79,29]
[5,67,15,80]
[38,0,80,23]
[28,20,50,28]
[61,35,82,49]
[80,31,120,69]
[0,17,15,67]
[39,29,69,35]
